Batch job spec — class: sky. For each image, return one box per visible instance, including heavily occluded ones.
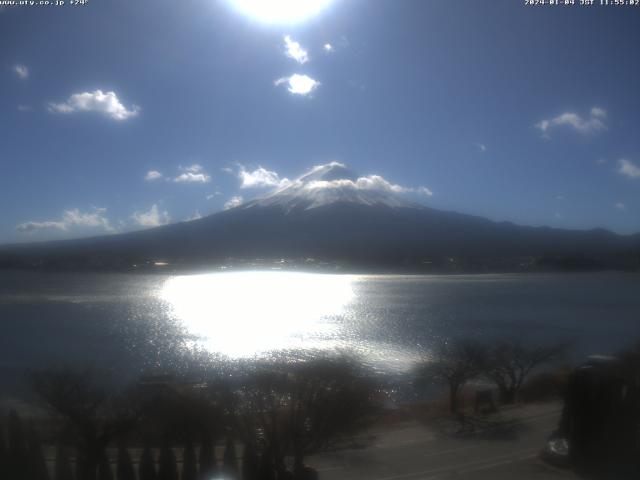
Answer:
[1,0,640,244]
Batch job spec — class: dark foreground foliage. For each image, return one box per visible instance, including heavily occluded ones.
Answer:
[0,355,378,480]
[556,344,640,479]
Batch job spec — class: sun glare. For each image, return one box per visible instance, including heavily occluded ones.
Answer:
[160,271,355,357]
[228,0,334,24]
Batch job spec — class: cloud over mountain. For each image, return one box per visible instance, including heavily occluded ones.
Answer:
[239,166,290,189]
[130,204,170,227]
[244,162,433,210]
[16,207,114,234]
[224,195,244,210]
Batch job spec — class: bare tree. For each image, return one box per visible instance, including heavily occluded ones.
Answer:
[0,426,7,480]
[417,340,488,414]
[198,435,217,479]
[27,421,50,480]
[285,358,376,477]
[485,340,567,404]
[158,443,178,480]
[222,436,239,477]
[138,445,156,480]
[241,441,259,480]
[6,410,29,480]
[116,443,136,480]
[181,441,198,480]
[54,444,74,480]
[31,369,141,480]
[617,340,640,381]
[235,355,377,479]
[97,452,113,480]
[135,376,226,466]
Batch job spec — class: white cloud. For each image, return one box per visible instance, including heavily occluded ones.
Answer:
[239,162,434,207]
[477,143,487,152]
[16,207,114,234]
[13,64,28,79]
[274,74,320,96]
[185,210,203,221]
[323,43,334,52]
[145,170,163,181]
[16,221,66,233]
[239,166,290,189]
[618,159,640,179]
[174,171,210,183]
[305,175,432,197]
[283,35,309,64]
[173,164,211,183]
[304,161,346,175]
[417,186,434,197]
[131,204,171,227]
[174,172,211,183]
[61,208,114,230]
[206,191,222,200]
[243,162,435,200]
[48,90,139,121]
[354,175,410,193]
[535,107,607,136]
[614,202,626,211]
[224,196,244,210]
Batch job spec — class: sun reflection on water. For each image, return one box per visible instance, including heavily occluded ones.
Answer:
[160,271,356,358]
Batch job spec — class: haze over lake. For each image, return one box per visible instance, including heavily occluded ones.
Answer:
[2,270,639,391]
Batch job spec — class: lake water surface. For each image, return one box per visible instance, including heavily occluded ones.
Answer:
[1,270,639,391]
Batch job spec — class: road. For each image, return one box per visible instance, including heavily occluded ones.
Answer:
[309,401,576,480]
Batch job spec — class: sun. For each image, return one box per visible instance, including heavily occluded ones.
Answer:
[228,0,334,24]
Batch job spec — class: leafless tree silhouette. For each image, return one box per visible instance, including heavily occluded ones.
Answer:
[417,340,488,414]
[31,369,141,480]
[235,355,377,479]
[484,339,567,404]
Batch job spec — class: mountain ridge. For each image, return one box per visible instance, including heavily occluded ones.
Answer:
[1,163,639,272]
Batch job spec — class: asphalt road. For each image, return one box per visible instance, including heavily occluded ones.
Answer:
[309,401,576,480]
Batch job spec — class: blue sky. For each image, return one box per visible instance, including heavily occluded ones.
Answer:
[1,0,640,243]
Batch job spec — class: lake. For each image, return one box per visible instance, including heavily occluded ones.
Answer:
[1,270,639,393]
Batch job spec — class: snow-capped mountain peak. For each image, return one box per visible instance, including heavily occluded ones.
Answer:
[297,161,358,183]
[243,162,421,211]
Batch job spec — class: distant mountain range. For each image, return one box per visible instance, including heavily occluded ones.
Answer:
[2,163,639,272]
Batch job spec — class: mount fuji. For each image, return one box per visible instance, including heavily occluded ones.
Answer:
[1,163,639,272]
[243,162,419,211]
